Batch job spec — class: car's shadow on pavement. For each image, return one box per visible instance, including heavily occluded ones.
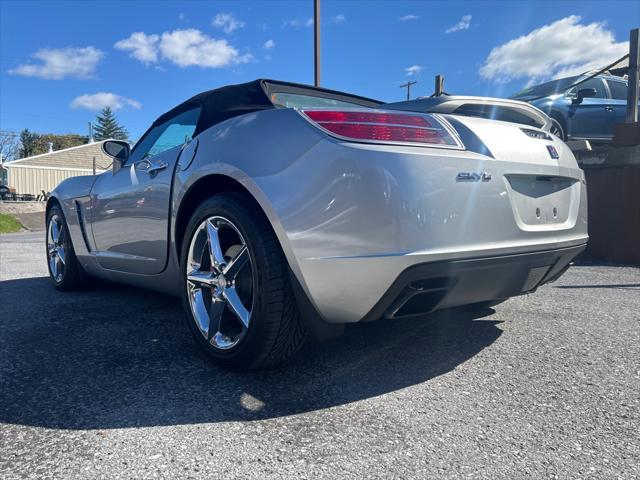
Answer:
[0,276,503,430]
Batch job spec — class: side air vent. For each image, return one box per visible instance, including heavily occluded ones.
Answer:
[75,200,92,252]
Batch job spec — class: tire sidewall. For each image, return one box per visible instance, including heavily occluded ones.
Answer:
[180,194,280,368]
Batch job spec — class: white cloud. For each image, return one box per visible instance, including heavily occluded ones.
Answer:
[405,65,424,76]
[400,14,421,21]
[70,92,141,111]
[9,47,103,80]
[160,29,251,68]
[114,32,160,65]
[263,39,275,50]
[115,29,251,69]
[283,18,314,28]
[333,14,346,24]
[446,15,472,33]
[212,12,245,34]
[479,15,628,83]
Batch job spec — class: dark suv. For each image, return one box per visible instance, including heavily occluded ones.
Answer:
[510,74,631,141]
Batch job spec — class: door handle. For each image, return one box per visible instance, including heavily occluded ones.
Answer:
[604,106,614,112]
[145,159,168,175]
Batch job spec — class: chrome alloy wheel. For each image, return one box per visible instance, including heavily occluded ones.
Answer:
[186,216,253,350]
[47,214,66,282]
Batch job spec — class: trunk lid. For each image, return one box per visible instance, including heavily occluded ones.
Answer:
[445,114,585,232]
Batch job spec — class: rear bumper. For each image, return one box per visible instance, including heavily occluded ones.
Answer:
[245,127,588,323]
[360,243,586,322]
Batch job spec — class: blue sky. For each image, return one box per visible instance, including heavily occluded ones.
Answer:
[1,0,638,140]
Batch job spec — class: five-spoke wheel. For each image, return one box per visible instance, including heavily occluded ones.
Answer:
[180,194,306,370]
[47,213,66,282]
[186,215,253,350]
[45,204,85,291]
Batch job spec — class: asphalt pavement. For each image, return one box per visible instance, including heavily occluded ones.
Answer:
[0,231,638,479]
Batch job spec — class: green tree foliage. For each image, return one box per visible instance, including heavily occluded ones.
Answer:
[18,130,88,158]
[93,107,129,140]
[18,130,40,158]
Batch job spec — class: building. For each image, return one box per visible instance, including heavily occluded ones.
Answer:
[3,141,112,196]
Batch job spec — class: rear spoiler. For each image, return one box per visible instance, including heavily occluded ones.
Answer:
[385,96,552,131]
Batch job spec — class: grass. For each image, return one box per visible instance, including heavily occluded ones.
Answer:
[0,213,22,234]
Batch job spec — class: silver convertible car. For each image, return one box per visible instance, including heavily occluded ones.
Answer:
[46,79,588,370]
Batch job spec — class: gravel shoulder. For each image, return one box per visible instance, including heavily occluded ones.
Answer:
[1,232,638,479]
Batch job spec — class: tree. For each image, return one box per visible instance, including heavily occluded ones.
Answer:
[0,131,21,162]
[17,130,87,158]
[41,133,88,151]
[19,129,40,158]
[93,107,128,140]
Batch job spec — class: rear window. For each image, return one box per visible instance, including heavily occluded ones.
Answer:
[271,92,372,109]
[453,104,541,127]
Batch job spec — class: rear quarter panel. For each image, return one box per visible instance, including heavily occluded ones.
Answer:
[175,108,588,323]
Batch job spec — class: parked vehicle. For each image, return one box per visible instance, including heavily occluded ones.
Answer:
[509,74,631,141]
[46,79,588,370]
[386,95,552,131]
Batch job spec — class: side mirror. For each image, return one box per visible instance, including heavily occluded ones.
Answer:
[101,140,130,174]
[572,88,597,104]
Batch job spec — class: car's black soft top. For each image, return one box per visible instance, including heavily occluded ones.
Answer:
[154,79,382,137]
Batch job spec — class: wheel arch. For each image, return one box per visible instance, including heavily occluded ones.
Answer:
[173,172,338,339]
[174,174,283,267]
[547,109,568,137]
[45,195,61,220]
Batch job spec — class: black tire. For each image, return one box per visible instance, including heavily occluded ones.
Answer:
[180,193,306,370]
[549,116,567,141]
[46,204,86,291]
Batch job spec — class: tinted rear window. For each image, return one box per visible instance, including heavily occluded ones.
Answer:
[271,92,373,109]
[453,104,541,127]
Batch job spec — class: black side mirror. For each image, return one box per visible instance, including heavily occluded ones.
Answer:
[101,140,130,174]
[573,87,597,104]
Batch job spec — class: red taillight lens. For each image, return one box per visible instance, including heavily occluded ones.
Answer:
[301,110,461,147]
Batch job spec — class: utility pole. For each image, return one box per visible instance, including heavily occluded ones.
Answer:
[626,28,639,123]
[314,0,320,87]
[399,80,417,100]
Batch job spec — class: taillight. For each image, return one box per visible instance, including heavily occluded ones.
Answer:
[300,109,462,148]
